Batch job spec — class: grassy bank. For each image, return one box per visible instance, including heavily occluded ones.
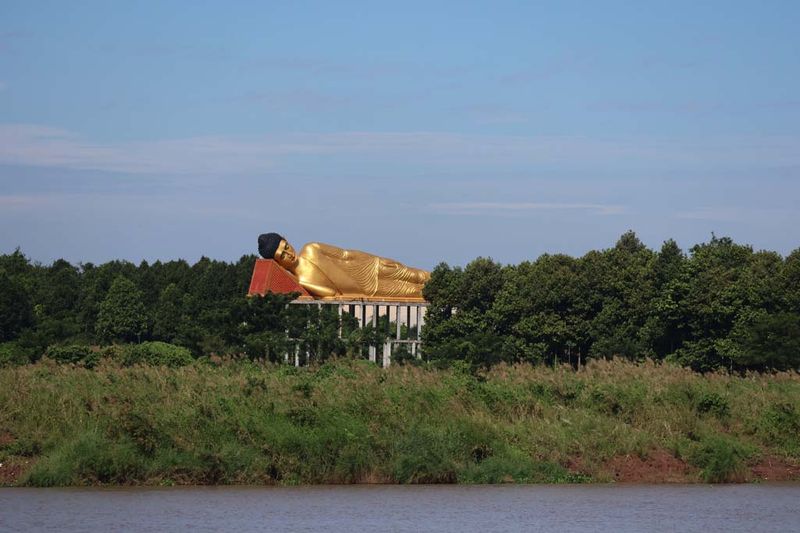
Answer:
[1,358,799,486]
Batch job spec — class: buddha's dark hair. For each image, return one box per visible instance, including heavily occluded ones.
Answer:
[258,232,285,259]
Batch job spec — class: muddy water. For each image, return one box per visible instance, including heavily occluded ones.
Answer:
[2,484,799,532]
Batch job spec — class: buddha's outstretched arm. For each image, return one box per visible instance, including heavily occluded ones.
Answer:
[378,259,430,284]
[298,280,338,298]
[405,266,431,284]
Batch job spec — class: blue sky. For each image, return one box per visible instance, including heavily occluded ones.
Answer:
[1,1,799,269]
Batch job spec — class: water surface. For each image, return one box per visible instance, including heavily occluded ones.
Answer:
[2,484,799,532]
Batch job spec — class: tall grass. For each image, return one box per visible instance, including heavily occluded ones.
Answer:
[1,358,798,486]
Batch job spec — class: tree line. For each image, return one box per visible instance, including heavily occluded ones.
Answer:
[1,231,799,371]
[0,250,392,365]
[423,232,800,372]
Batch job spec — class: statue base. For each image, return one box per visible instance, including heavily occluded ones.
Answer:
[247,259,313,299]
[247,259,428,367]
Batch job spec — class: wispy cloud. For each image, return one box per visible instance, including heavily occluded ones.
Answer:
[0,125,278,175]
[632,56,699,71]
[587,99,722,114]
[500,52,597,85]
[248,57,467,81]
[673,206,798,222]
[2,123,800,176]
[588,99,800,115]
[451,104,528,125]
[674,207,740,221]
[242,89,354,112]
[429,202,625,216]
[0,194,54,208]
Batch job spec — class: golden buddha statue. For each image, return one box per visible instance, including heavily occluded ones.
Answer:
[258,233,430,301]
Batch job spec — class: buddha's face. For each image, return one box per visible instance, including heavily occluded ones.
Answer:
[274,239,300,270]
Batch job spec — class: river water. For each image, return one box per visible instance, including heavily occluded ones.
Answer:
[1,484,799,532]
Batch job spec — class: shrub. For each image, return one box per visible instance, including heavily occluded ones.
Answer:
[24,431,144,486]
[0,342,29,366]
[686,435,753,483]
[0,436,41,460]
[587,383,647,422]
[758,402,800,455]
[392,344,418,366]
[100,344,125,362]
[392,425,459,483]
[695,392,730,418]
[121,342,194,367]
[44,345,95,366]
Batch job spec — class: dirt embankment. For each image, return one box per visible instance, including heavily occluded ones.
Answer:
[3,449,800,486]
[604,450,695,483]
[750,456,800,482]
[0,432,31,486]
[0,460,29,485]
[596,449,800,483]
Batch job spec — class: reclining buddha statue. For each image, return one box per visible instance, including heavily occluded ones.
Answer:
[258,233,431,301]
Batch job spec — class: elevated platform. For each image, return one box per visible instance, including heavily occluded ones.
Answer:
[247,258,428,367]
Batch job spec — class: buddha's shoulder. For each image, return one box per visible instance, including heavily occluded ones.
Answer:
[300,242,345,257]
[300,242,375,262]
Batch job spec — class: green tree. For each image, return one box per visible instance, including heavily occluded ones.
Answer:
[646,240,689,358]
[152,283,187,343]
[0,269,34,342]
[781,249,800,313]
[422,258,507,366]
[30,259,83,346]
[78,260,138,341]
[669,235,753,371]
[95,275,148,343]
[729,311,800,371]
[490,254,581,365]
[229,292,295,360]
[584,232,655,360]
[0,249,35,282]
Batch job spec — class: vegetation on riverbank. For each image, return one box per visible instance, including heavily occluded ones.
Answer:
[2,358,798,487]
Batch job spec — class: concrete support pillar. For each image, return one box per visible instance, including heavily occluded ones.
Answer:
[396,305,401,340]
[283,299,426,366]
[316,302,323,362]
[369,304,377,363]
[411,304,417,356]
[415,305,422,359]
[383,341,391,368]
[284,327,290,364]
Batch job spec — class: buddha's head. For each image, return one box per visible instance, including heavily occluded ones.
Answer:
[258,232,299,270]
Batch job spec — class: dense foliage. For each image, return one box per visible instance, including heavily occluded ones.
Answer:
[1,231,799,372]
[423,232,800,372]
[1,359,798,486]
